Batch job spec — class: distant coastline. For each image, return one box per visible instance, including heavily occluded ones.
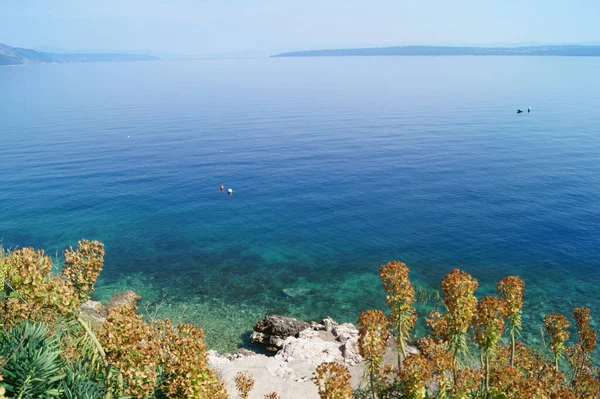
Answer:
[0,43,160,66]
[272,45,600,57]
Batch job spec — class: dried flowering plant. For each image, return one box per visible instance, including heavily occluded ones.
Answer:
[496,276,524,367]
[472,296,504,396]
[544,313,570,369]
[439,269,479,368]
[235,372,255,399]
[357,309,389,399]
[312,362,353,399]
[379,260,417,368]
[417,336,453,396]
[0,240,104,327]
[399,354,433,399]
[565,307,597,381]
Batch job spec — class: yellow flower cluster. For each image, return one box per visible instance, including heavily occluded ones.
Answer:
[379,261,417,364]
[234,372,255,399]
[97,303,228,399]
[544,313,570,368]
[0,240,104,327]
[312,362,353,399]
[399,354,433,399]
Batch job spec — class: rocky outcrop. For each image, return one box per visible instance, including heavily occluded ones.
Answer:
[250,315,311,352]
[79,300,107,325]
[275,329,343,366]
[332,322,359,343]
[107,289,140,309]
[79,290,141,325]
[249,316,363,366]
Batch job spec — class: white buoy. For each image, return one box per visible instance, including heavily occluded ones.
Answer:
[228,188,233,195]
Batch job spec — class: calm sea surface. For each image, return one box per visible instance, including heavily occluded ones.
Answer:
[1,57,600,351]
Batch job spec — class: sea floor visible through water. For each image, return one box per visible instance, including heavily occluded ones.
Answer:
[92,255,598,354]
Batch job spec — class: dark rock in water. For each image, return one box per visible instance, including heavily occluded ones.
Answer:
[107,289,141,309]
[254,315,310,337]
[251,315,311,351]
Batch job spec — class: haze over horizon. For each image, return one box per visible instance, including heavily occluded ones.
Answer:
[1,0,599,56]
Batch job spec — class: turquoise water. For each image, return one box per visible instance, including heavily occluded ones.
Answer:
[1,57,600,352]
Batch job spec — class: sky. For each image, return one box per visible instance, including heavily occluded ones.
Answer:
[1,0,599,56]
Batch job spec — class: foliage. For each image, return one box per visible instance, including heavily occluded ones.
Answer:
[566,307,597,381]
[317,260,600,399]
[496,276,524,367]
[358,310,389,398]
[313,362,353,399]
[544,313,570,369]
[473,296,505,396]
[0,320,110,399]
[0,240,232,399]
[4,240,600,399]
[62,240,105,303]
[398,354,433,399]
[97,303,228,399]
[234,372,254,399]
[0,240,104,327]
[0,321,64,398]
[380,261,417,368]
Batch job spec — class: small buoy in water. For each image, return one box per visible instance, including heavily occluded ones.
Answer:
[220,185,224,192]
[517,109,523,114]
[528,106,532,113]
[227,188,233,195]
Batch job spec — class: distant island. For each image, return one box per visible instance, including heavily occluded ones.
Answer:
[0,43,160,66]
[273,45,600,58]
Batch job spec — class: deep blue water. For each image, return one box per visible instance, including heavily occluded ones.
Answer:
[2,57,600,351]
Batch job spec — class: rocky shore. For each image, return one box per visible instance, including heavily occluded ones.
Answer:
[212,314,416,398]
[80,291,414,398]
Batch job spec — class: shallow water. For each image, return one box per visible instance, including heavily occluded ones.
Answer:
[1,57,600,351]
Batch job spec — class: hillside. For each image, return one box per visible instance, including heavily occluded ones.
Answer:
[0,43,160,65]
[273,45,600,57]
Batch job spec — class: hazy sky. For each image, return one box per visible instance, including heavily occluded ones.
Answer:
[1,0,599,55]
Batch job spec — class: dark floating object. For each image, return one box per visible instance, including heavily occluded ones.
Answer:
[528,106,532,113]
[517,109,524,113]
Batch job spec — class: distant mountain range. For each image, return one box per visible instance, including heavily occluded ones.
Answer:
[273,45,600,58]
[0,43,160,65]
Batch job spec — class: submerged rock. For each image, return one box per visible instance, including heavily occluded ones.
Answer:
[79,300,107,325]
[107,289,141,309]
[78,289,141,326]
[282,287,311,298]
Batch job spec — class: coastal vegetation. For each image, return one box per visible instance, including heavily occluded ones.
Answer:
[0,240,598,398]
[331,262,599,399]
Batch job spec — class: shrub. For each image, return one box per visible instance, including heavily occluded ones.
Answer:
[379,261,416,368]
[312,362,353,399]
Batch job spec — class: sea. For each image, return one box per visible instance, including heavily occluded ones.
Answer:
[1,56,600,352]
